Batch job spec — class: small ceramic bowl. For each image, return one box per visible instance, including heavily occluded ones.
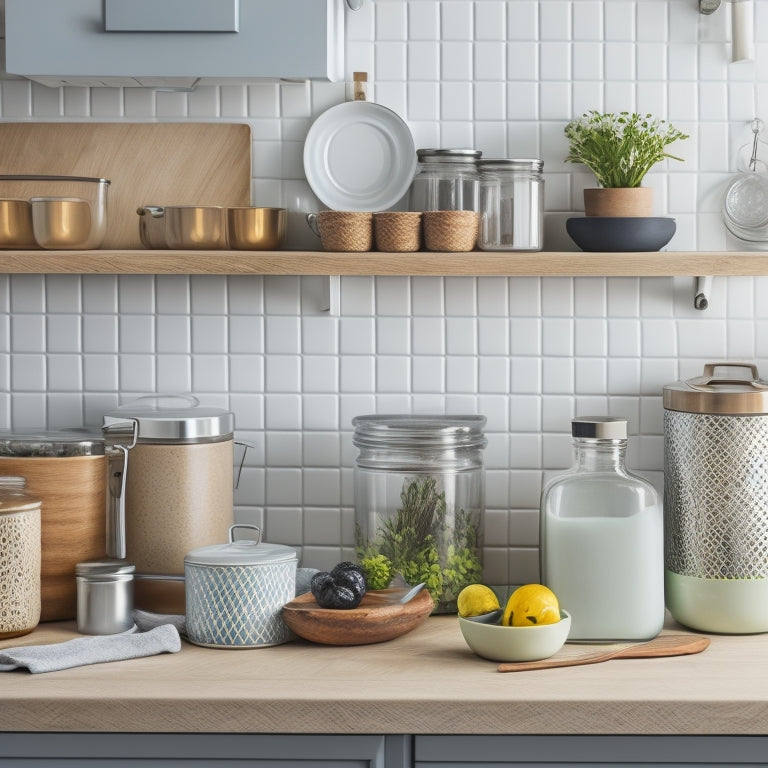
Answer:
[458,609,571,662]
[565,216,675,252]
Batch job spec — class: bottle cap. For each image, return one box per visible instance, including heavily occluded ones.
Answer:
[571,416,627,440]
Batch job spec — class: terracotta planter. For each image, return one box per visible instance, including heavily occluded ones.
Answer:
[583,187,653,217]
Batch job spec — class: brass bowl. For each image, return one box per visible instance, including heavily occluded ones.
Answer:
[165,205,227,250]
[30,197,92,249]
[136,205,167,249]
[227,206,286,250]
[0,198,36,248]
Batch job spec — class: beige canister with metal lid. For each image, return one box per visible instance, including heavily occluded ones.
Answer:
[102,395,236,614]
[664,361,768,633]
[0,476,41,639]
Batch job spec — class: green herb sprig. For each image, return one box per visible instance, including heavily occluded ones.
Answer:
[564,110,689,188]
[356,476,482,613]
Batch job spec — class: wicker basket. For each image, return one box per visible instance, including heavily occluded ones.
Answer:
[423,210,480,252]
[373,212,422,252]
[317,211,373,252]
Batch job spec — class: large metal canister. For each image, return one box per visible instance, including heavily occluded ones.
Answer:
[102,395,236,614]
[663,361,768,633]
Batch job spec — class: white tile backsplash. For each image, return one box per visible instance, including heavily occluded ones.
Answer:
[2,0,767,587]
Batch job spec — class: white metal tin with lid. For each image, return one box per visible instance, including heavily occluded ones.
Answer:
[185,524,298,649]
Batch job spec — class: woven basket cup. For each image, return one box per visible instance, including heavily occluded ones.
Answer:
[423,210,480,252]
[314,211,373,252]
[373,212,423,252]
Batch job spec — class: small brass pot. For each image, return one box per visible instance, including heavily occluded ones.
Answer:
[227,207,286,250]
[165,205,227,249]
[136,206,167,249]
[30,197,93,249]
[0,199,36,249]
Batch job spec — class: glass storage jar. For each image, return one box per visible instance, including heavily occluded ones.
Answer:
[408,149,482,213]
[539,417,664,642]
[352,414,486,614]
[477,158,544,251]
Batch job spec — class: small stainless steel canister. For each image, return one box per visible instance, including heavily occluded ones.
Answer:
[75,559,135,635]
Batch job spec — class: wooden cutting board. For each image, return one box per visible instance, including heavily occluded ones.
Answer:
[0,122,251,249]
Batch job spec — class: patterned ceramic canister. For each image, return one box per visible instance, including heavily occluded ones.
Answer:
[663,362,768,634]
[184,524,297,648]
[0,476,41,639]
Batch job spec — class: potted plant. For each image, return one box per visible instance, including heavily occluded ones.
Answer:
[564,110,689,217]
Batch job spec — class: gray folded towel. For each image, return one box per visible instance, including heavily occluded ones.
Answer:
[133,609,187,637]
[0,624,181,674]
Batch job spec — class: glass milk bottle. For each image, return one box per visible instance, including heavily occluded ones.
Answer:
[540,416,664,641]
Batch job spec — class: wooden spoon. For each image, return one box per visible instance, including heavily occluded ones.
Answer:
[497,633,710,673]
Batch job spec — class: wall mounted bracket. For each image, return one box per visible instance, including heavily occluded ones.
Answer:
[699,0,722,14]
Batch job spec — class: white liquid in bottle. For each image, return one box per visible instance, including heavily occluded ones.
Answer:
[540,417,665,642]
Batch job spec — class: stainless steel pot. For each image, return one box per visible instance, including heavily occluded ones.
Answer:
[663,361,768,633]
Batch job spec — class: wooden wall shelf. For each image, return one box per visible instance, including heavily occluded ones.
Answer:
[0,250,765,276]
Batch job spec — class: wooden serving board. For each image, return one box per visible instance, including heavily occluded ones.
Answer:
[497,633,710,672]
[282,587,435,646]
[0,122,251,249]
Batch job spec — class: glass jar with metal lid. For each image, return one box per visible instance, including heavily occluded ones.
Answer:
[352,414,486,614]
[0,476,41,639]
[102,395,237,614]
[663,362,768,634]
[408,149,482,213]
[477,158,544,251]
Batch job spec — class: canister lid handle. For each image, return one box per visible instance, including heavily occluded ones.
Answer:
[228,524,262,545]
[687,361,768,391]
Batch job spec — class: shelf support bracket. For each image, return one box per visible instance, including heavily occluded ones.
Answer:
[320,275,341,315]
[694,275,712,310]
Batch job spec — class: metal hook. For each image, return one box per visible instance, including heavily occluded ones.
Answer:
[749,118,764,172]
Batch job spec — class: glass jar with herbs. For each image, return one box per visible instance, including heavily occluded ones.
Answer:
[352,415,486,614]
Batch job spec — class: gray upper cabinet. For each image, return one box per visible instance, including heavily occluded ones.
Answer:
[4,0,345,88]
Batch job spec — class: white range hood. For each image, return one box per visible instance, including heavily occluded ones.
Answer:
[5,0,345,88]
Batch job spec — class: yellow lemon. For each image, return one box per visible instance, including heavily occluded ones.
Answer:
[502,584,560,627]
[457,584,500,618]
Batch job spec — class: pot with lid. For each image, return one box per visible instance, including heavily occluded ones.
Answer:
[185,524,297,648]
[664,361,768,633]
[102,394,236,614]
[0,429,106,621]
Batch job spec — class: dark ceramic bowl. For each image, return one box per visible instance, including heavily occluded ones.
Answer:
[566,216,676,252]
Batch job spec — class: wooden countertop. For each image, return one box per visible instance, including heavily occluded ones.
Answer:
[0,615,766,735]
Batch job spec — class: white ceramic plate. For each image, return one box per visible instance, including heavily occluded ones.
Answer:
[303,101,417,212]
